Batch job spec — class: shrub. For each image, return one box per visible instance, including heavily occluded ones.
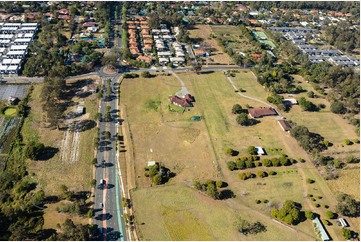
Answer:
[325,211,335,219]
[261,199,268,203]
[236,159,246,169]
[353,138,360,144]
[255,199,261,204]
[306,178,315,184]
[247,146,257,155]
[227,161,236,171]
[311,197,316,202]
[256,170,267,178]
[269,171,277,175]
[271,158,280,167]
[305,211,315,220]
[226,148,236,156]
[232,104,243,114]
[323,219,331,226]
[255,161,262,167]
[323,204,329,209]
[317,196,322,199]
[216,180,223,188]
[344,139,353,145]
[245,160,254,168]
[262,159,272,167]
[314,203,320,208]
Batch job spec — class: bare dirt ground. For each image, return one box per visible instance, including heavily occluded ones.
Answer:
[188,25,234,65]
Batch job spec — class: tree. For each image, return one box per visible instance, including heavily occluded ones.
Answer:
[236,113,250,126]
[206,182,220,200]
[342,228,352,240]
[307,91,315,98]
[272,200,302,225]
[192,62,202,74]
[232,104,243,114]
[336,193,360,217]
[234,216,267,235]
[330,101,347,114]
[247,146,257,155]
[24,141,45,160]
[141,71,151,78]
[91,158,97,166]
[152,174,162,185]
[262,159,272,167]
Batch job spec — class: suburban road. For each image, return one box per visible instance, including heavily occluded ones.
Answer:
[93,76,127,241]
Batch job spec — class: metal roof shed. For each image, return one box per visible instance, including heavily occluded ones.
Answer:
[312,217,330,241]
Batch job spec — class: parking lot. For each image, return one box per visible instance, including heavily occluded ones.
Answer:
[0,84,28,100]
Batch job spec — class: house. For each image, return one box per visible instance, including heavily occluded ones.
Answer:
[255,147,265,155]
[278,119,291,132]
[312,217,330,241]
[249,19,259,25]
[183,94,194,102]
[58,15,71,20]
[136,55,152,63]
[248,107,277,118]
[169,95,193,107]
[236,4,248,12]
[158,57,169,65]
[82,22,96,27]
[87,26,99,32]
[194,49,208,57]
[8,96,19,105]
[57,9,70,15]
[251,53,261,58]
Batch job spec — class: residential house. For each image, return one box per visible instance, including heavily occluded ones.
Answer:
[248,107,277,118]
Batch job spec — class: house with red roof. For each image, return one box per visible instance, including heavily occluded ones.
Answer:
[57,9,69,15]
[169,94,195,107]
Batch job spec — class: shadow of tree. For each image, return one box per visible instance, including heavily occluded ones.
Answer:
[38,146,59,160]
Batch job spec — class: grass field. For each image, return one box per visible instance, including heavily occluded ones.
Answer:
[122,71,357,240]
[119,74,218,188]
[211,25,259,53]
[132,183,316,241]
[188,25,233,65]
[24,80,98,228]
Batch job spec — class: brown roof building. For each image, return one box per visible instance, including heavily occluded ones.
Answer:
[169,94,195,107]
[278,119,291,132]
[248,107,277,118]
[136,55,153,63]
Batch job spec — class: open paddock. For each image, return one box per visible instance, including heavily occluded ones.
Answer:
[188,25,233,64]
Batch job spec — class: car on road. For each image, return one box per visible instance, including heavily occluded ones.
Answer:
[100,179,106,185]
[100,202,104,208]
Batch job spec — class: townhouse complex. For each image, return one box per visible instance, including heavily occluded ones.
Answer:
[0,22,38,75]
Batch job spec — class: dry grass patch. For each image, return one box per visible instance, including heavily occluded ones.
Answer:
[119,75,218,188]
[24,81,98,228]
[132,183,316,241]
[188,25,233,64]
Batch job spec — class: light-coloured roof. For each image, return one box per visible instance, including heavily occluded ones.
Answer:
[312,217,330,241]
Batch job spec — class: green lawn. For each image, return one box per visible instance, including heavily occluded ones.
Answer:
[4,107,17,117]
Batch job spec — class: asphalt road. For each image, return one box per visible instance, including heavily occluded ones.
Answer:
[93,76,127,241]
